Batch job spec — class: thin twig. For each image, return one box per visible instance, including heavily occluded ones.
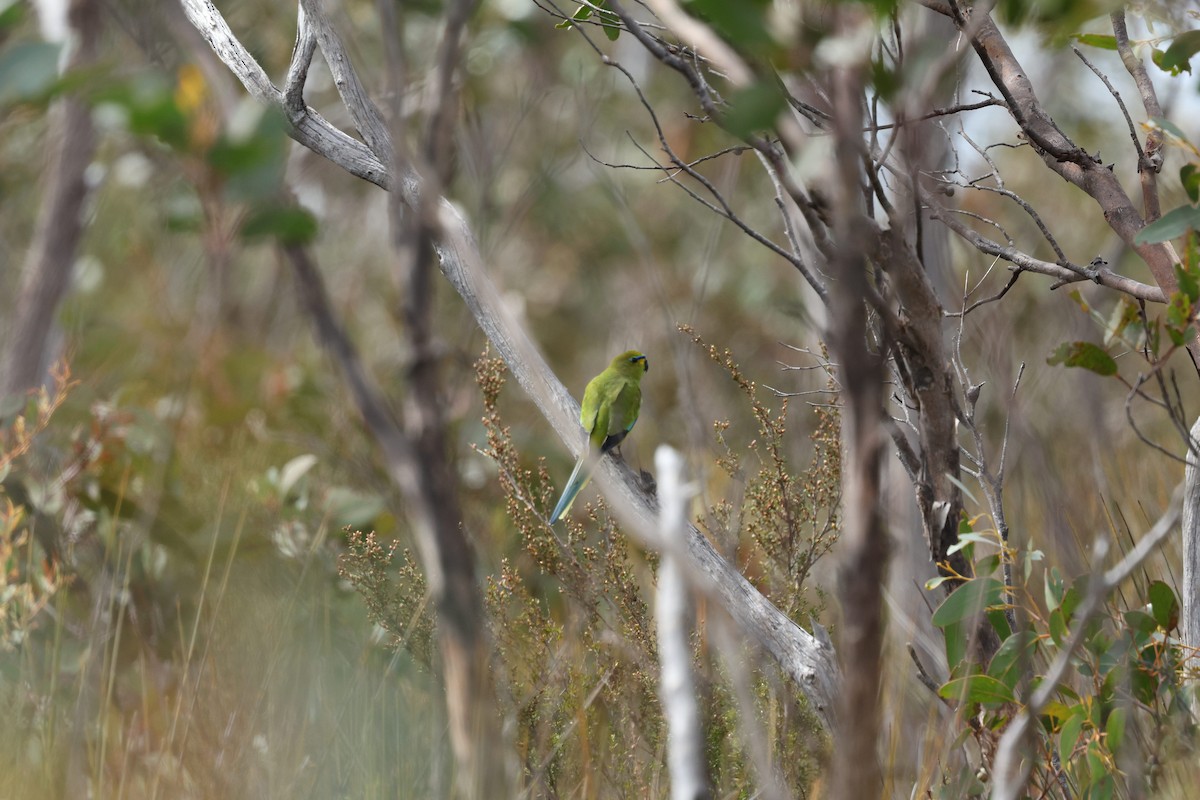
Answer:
[907,643,949,704]
[604,0,836,259]
[959,129,1067,263]
[923,187,1165,303]
[1071,45,1145,165]
[1111,10,1165,220]
[599,57,826,299]
[866,95,1005,131]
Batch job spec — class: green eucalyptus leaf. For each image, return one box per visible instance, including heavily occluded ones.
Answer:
[1061,576,1088,619]
[951,532,998,551]
[724,81,785,139]
[1045,566,1064,611]
[240,206,318,245]
[1123,609,1158,634]
[1149,116,1190,142]
[1049,607,1068,647]
[943,618,968,673]
[597,8,621,40]
[938,673,1015,706]
[1073,33,1117,50]
[1177,262,1200,302]
[974,553,1001,577]
[1148,580,1179,631]
[1151,48,1173,74]
[988,630,1037,690]
[556,2,596,29]
[1182,164,1200,204]
[1137,205,1200,244]
[1160,29,1200,75]
[1059,710,1086,760]
[1046,341,1118,376]
[1103,297,1143,346]
[1040,701,1073,724]
[932,577,1005,628]
[987,608,1013,641]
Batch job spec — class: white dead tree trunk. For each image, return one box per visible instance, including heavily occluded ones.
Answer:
[1182,416,1200,656]
[654,446,710,800]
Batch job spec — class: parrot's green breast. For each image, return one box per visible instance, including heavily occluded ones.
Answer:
[580,351,647,452]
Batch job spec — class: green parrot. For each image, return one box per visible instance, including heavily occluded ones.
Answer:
[549,350,649,524]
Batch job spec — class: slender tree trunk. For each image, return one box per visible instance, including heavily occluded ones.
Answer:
[284,241,508,797]
[827,56,888,800]
[2,0,100,396]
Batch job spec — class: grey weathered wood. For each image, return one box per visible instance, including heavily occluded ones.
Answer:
[1183,416,1200,655]
[654,447,710,800]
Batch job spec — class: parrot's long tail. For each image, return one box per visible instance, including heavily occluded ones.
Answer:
[549,455,592,524]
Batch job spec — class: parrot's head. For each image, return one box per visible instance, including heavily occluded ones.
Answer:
[612,350,648,378]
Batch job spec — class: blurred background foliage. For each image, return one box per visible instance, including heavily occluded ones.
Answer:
[0,0,1199,796]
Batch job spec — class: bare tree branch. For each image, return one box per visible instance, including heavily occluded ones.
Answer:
[283,5,317,116]
[953,6,1182,298]
[300,0,392,160]
[958,129,1068,264]
[603,0,837,260]
[923,188,1166,302]
[181,0,389,185]
[1111,10,1165,219]
[866,95,1006,131]
[1071,45,1145,167]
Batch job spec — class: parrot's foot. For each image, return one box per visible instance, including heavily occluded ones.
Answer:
[637,469,657,499]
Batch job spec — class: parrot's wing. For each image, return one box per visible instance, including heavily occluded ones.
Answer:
[597,380,641,453]
[579,372,606,434]
[581,369,623,442]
